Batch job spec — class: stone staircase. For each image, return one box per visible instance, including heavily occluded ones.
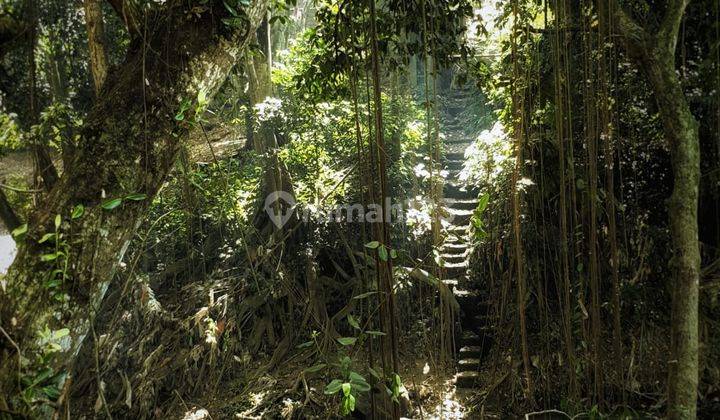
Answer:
[436,88,494,390]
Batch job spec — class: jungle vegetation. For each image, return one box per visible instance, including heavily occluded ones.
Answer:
[0,0,719,418]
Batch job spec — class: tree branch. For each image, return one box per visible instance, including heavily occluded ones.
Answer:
[33,143,59,191]
[0,188,21,232]
[658,0,689,53]
[105,0,137,35]
[610,0,650,60]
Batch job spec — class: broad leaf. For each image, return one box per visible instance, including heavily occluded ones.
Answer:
[324,379,343,394]
[364,241,380,249]
[101,198,123,210]
[337,337,357,346]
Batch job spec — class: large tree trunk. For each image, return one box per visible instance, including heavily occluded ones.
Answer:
[0,0,266,414]
[647,49,701,420]
[613,1,700,418]
[83,0,109,96]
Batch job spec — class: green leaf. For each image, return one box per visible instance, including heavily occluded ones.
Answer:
[390,249,398,259]
[350,378,371,392]
[324,379,343,394]
[40,253,59,262]
[378,245,388,262]
[38,233,56,244]
[296,340,314,349]
[54,328,69,339]
[345,393,356,413]
[304,363,326,373]
[353,291,378,300]
[368,367,381,380]
[477,192,490,212]
[347,314,360,330]
[71,204,84,219]
[54,214,61,229]
[341,382,351,397]
[101,198,123,210]
[365,330,386,336]
[125,193,147,201]
[45,279,61,289]
[337,337,357,346]
[11,224,27,238]
[364,241,380,249]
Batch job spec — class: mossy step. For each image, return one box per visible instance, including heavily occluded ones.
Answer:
[442,279,459,287]
[445,152,466,161]
[443,260,469,269]
[461,330,482,345]
[441,242,469,252]
[446,224,469,234]
[458,358,481,370]
[459,345,485,359]
[455,370,480,388]
[440,252,466,263]
[444,159,465,170]
[446,267,469,279]
[443,198,479,211]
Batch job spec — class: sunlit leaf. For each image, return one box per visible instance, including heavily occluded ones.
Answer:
[38,233,56,244]
[347,314,360,329]
[296,340,313,348]
[304,363,326,373]
[11,224,27,238]
[125,193,147,201]
[378,245,388,262]
[337,337,357,346]
[364,241,380,249]
[101,198,123,210]
[324,379,343,394]
[71,204,85,219]
[353,291,378,300]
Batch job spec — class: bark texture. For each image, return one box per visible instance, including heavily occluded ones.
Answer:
[0,0,267,414]
[83,0,109,95]
[613,1,700,418]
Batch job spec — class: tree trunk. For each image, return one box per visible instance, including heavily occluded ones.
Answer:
[646,49,701,420]
[0,1,266,414]
[613,1,700,417]
[83,0,109,96]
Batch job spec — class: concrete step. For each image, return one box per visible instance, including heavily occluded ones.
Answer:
[440,254,466,265]
[453,289,478,301]
[446,265,469,279]
[446,224,469,235]
[441,242,469,252]
[440,246,468,258]
[444,186,474,199]
[444,260,468,269]
[460,330,483,346]
[446,208,473,225]
[458,344,487,359]
[444,159,465,170]
[455,370,480,388]
[442,279,458,287]
[445,151,465,161]
[462,316,495,332]
[458,358,481,371]
[443,198,479,211]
